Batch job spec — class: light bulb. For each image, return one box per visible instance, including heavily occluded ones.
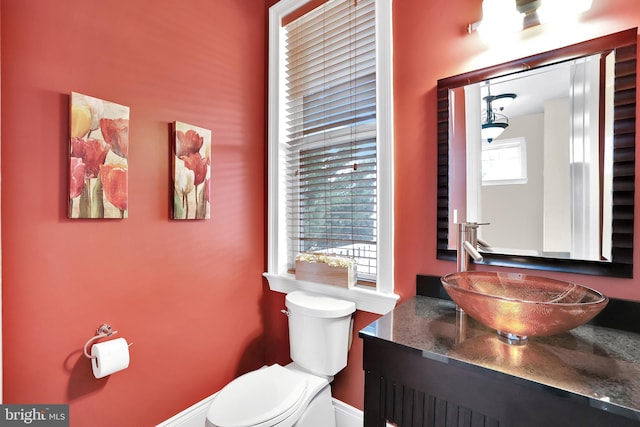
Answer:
[477,0,524,41]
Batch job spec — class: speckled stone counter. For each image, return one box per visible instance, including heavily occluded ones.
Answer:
[360,296,640,425]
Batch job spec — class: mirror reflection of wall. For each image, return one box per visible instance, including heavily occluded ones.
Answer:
[459,53,613,262]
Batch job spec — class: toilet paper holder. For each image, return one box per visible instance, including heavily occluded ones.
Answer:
[83,323,133,359]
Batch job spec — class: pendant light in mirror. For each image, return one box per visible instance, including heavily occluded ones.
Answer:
[481,89,516,143]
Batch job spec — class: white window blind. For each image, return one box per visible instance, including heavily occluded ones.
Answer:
[284,0,377,281]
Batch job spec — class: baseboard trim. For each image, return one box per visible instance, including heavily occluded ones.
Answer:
[156,393,217,427]
[156,395,365,427]
[332,398,364,427]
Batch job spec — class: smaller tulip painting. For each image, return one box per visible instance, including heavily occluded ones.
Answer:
[172,121,211,220]
[69,92,130,219]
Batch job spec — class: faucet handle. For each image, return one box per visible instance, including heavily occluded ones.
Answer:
[460,221,489,230]
[477,237,491,249]
[463,241,484,262]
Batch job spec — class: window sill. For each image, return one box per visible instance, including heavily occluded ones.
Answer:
[263,272,399,315]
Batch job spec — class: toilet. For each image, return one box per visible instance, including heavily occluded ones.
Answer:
[206,290,356,427]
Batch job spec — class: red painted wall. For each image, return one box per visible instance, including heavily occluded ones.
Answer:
[5,0,640,424]
[265,0,640,413]
[2,1,267,425]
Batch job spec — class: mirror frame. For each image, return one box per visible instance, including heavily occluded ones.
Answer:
[437,28,637,278]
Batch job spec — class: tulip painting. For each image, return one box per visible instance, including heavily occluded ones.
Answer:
[69,92,130,219]
[172,121,211,219]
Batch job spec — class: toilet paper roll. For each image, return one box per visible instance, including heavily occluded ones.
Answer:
[91,337,130,379]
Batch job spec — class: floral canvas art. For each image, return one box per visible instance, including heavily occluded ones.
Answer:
[69,92,130,219]
[172,121,211,220]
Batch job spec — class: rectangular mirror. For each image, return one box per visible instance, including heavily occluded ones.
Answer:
[437,28,636,277]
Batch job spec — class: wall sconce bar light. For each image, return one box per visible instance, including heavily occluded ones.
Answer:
[468,0,593,35]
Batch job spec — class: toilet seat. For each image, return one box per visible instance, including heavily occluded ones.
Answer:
[206,364,308,427]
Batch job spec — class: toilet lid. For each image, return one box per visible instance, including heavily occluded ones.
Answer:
[207,364,307,427]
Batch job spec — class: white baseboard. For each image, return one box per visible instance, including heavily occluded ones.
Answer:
[156,393,216,427]
[156,395,365,427]
[332,398,363,427]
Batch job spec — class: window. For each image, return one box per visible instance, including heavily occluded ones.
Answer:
[265,0,397,314]
[482,137,528,185]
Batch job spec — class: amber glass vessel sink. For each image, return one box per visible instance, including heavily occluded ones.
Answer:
[441,272,608,344]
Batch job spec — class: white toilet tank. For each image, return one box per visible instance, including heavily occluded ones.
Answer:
[285,291,356,377]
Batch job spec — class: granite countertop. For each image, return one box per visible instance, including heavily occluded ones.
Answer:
[360,295,640,422]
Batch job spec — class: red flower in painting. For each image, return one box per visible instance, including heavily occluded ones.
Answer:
[180,152,209,187]
[69,157,86,199]
[100,118,129,158]
[70,137,110,178]
[99,164,128,212]
[176,129,204,157]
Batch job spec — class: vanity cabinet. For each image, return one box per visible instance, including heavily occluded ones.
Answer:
[360,295,640,427]
[362,337,637,427]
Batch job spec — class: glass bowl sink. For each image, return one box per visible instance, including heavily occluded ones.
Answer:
[441,271,608,344]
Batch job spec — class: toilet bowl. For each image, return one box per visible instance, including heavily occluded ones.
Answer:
[205,363,334,427]
[205,291,356,427]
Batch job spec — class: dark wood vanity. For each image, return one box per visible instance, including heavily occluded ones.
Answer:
[360,276,640,427]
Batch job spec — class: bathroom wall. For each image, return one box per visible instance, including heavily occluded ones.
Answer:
[2,1,267,425]
[266,0,640,414]
[5,0,640,424]
[543,98,572,254]
[482,114,545,252]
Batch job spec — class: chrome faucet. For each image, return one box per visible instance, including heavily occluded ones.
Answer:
[456,222,488,272]
[455,222,489,318]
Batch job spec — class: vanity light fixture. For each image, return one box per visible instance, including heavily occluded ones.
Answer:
[469,0,593,36]
[536,0,593,24]
[481,91,516,143]
[471,0,523,37]
[516,0,542,29]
